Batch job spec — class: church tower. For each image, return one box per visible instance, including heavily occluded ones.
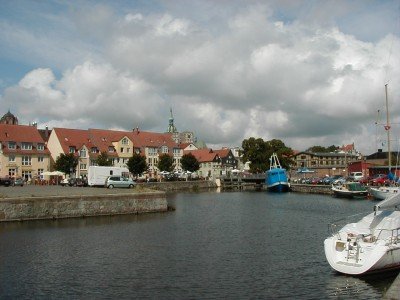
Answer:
[167,108,178,133]
[167,108,180,143]
[0,110,18,125]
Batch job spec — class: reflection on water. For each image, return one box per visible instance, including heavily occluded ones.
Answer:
[0,191,398,299]
[325,272,397,299]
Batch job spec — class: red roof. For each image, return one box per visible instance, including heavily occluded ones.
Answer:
[52,128,180,156]
[0,124,50,155]
[184,148,219,163]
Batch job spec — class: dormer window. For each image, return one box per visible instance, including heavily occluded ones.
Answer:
[91,147,98,153]
[80,149,87,158]
[69,146,75,153]
[161,146,168,154]
[37,143,44,151]
[108,146,114,153]
[122,137,129,145]
[8,142,16,149]
[21,142,32,150]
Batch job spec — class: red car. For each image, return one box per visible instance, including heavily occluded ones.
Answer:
[369,174,389,186]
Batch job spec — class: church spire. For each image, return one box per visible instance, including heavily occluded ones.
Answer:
[167,108,177,133]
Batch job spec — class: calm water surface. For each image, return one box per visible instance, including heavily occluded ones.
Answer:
[0,191,397,299]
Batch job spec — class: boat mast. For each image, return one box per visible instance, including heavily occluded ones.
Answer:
[385,84,391,171]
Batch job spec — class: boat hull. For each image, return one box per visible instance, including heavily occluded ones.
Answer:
[267,182,290,193]
[266,167,289,193]
[324,237,400,275]
[332,189,369,199]
[369,187,400,200]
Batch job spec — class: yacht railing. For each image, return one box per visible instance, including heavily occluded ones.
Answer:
[373,228,400,245]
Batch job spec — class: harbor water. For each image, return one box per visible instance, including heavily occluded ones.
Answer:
[0,191,398,299]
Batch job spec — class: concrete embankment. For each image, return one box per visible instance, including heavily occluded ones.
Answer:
[0,181,217,222]
[0,189,167,222]
[290,183,333,195]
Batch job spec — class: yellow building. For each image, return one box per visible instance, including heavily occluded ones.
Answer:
[0,124,51,181]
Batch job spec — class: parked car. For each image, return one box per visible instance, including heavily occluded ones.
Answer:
[12,177,24,186]
[0,177,12,187]
[349,172,363,181]
[105,176,136,189]
[333,177,347,185]
[369,174,389,186]
[68,177,88,187]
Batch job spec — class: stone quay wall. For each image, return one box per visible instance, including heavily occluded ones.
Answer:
[290,184,333,195]
[0,191,167,222]
[142,180,217,192]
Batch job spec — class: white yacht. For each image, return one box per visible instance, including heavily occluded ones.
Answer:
[369,186,400,200]
[324,193,400,275]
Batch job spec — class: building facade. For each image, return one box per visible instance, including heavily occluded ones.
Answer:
[0,124,51,181]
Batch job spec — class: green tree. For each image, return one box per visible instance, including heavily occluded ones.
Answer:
[54,153,78,175]
[127,153,148,176]
[96,151,113,166]
[241,137,269,173]
[181,153,200,173]
[306,145,339,153]
[158,154,174,172]
[241,137,294,172]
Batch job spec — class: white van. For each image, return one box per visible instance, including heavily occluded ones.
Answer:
[349,172,363,181]
[88,166,130,186]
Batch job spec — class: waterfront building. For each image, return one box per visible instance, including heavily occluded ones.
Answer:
[0,124,51,181]
[213,148,238,174]
[183,148,222,179]
[47,127,183,177]
[293,151,359,177]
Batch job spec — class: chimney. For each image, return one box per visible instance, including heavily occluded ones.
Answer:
[45,126,49,138]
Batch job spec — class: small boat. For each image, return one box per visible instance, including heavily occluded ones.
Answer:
[265,153,289,192]
[331,182,369,198]
[324,193,400,275]
[369,186,400,200]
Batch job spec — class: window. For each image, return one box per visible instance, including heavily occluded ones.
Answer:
[108,146,114,153]
[9,155,16,162]
[80,164,87,170]
[80,149,87,158]
[91,147,97,153]
[69,147,75,153]
[8,168,16,177]
[38,169,44,176]
[120,147,124,153]
[22,171,32,181]
[122,138,129,145]
[127,148,130,153]
[21,143,32,150]
[161,146,168,154]
[148,147,157,155]
[37,144,44,151]
[22,156,31,166]
[38,156,44,162]
[8,142,16,149]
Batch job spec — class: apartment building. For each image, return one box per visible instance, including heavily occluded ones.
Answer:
[0,124,51,180]
[47,127,183,177]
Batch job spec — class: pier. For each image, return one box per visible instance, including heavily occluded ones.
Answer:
[216,174,265,190]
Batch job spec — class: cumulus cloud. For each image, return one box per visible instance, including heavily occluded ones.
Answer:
[0,1,399,154]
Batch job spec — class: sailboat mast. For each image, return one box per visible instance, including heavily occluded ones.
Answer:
[385,84,391,171]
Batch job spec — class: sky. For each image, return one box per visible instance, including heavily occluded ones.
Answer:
[0,0,399,155]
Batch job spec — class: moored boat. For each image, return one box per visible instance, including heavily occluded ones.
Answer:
[324,193,400,275]
[331,182,369,199]
[369,186,400,200]
[265,153,289,192]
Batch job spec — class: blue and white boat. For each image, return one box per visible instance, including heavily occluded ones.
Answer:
[265,153,289,192]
